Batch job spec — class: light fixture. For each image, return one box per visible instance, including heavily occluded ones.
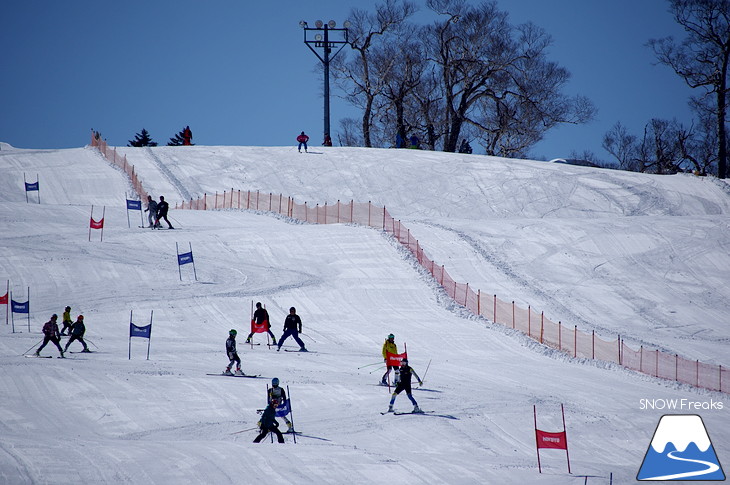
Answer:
[315,20,323,28]
[299,20,308,28]
[315,34,323,41]
[328,20,336,28]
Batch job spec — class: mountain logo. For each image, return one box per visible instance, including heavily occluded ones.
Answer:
[637,414,725,481]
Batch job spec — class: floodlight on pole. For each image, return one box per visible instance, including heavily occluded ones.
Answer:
[300,18,350,141]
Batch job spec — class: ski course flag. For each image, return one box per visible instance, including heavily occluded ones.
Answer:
[251,318,268,334]
[275,399,291,418]
[89,205,105,242]
[24,173,40,203]
[129,310,153,360]
[126,195,144,228]
[386,351,407,367]
[176,242,198,281]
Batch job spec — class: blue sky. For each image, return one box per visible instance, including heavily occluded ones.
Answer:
[1,0,691,161]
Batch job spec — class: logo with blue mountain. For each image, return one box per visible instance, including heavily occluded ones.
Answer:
[637,414,725,481]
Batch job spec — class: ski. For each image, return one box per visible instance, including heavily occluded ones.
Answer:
[69,351,94,353]
[393,411,458,419]
[25,354,53,358]
[283,349,314,353]
[206,373,262,379]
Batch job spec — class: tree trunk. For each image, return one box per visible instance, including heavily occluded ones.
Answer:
[718,76,727,179]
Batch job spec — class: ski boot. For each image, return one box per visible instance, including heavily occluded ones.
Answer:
[413,405,423,414]
[387,405,394,413]
[245,338,251,344]
[223,368,233,376]
[271,338,277,346]
[299,347,308,352]
[234,368,244,376]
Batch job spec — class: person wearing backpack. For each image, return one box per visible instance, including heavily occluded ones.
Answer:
[35,314,64,357]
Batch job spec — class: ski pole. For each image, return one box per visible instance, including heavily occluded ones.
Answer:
[231,426,260,435]
[358,361,384,369]
[420,359,432,386]
[368,365,386,374]
[300,332,317,344]
[287,385,297,444]
[21,338,44,356]
[85,338,100,350]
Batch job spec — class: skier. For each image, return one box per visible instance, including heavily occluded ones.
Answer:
[155,195,174,229]
[253,399,285,443]
[387,358,423,413]
[323,133,332,147]
[268,377,293,432]
[60,305,73,335]
[35,314,64,358]
[276,307,307,352]
[144,195,158,228]
[224,329,244,376]
[182,126,192,146]
[64,315,90,353]
[381,334,399,386]
[245,302,277,345]
[296,131,309,153]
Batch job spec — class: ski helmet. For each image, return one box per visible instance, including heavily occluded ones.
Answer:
[51,314,58,319]
[229,329,237,336]
[289,307,296,313]
[78,315,84,320]
[256,302,262,308]
[387,334,395,340]
[401,358,408,365]
[65,306,71,311]
[272,377,280,387]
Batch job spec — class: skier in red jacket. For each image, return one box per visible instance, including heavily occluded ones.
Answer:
[296,132,309,153]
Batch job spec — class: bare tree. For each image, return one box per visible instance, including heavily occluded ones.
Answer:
[648,0,730,178]
[603,122,639,171]
[333,0,417,147]
[424,0,594,153]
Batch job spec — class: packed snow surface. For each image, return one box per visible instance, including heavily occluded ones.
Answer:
[1,143,728,484]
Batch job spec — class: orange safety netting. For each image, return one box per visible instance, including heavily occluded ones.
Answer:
[89,135,727,394]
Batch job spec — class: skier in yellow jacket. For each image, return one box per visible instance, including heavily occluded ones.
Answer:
[381,333,400,386]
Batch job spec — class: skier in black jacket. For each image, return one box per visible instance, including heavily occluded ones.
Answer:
[276,307,307,352]
[253,400,285,443]
[245,302,277,345]
[155,195,174,229]
[387,358,423,413]
[64,315,90,353]
[224,329,243,375]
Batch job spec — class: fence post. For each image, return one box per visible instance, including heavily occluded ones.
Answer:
[477,289,481,316]
[512,301,515,329]
[558,321,562,351]
[528,305,531,338]
[574,326,577,358]
[592,330,595,359]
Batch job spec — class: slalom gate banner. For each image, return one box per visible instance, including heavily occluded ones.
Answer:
[0,292,7,305]
[534,404,571,473]
[129,310,153,360]
[275,399,291,418]
[89,205,106,242]
[24,173,40,203]
[386,351,407,367]
[176,242,198,281]
[251,319,268,334]
[126,196,144,228]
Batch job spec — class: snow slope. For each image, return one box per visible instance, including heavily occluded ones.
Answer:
[0,144,727,484]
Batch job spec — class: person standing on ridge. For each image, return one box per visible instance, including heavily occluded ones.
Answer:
[245,302,277,345]
[224,329,243,376]
[64,315,90,353]
[296,131,309,153]
[323,133,332,147]
[386,358,423,413]
[155,195,174,229]
[277,307,307,352]
[381,333,399,386]
[35,314,64,358]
